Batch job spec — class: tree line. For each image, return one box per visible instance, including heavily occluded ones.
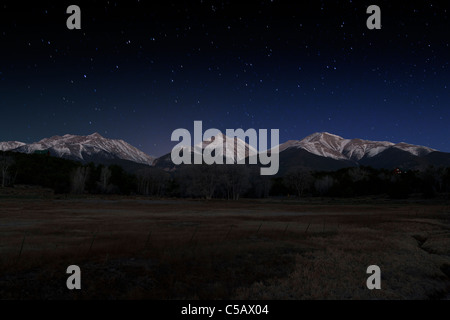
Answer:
[1,151,450,199]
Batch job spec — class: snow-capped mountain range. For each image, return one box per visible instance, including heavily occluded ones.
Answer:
[1,132,448,172]
[0,133,154,166]
[154,133,258,168]
[171,133,258,163]
[0,141,26,152]
[277,132,436,161]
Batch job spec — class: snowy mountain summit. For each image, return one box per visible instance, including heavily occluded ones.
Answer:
[199,133,258,161]
[0,141,26,152]
[278,132,436,161]
[9,133,154,166]
[1,131,443,171]
[172,133,258,163]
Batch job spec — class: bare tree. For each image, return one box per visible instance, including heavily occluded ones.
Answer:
[137,167,170,197]
[176,165,222,199]
[348,167,370,182]
[71,167,89,194]
[221,165,250,200]
[285,167,313,197]
[314,175,334,196]
[251,168,272,198]
[433,167,445,193]
[199,165,222,199]
[0,155,14,187]
[99,166,112,193]
[137,169,151,195]
[419,167,443,197]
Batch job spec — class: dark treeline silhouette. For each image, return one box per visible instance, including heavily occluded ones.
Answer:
[1,151,450,199]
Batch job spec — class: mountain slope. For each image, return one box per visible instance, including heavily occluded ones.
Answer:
[358,148,450,170]
[275,132,445,172]
[154,133,257,169]
[3,132,448,173]
[358,148,427,169]
[195,133,257,162]
[11,133,155,166]
[0,141,26,151]
[278,147,357,174]
[278,132,435,162]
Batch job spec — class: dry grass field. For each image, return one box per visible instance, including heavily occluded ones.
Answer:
[1,187,450,299]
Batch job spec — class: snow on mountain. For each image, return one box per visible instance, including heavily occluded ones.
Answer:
[2,132,439,169]
[393,142,435,157]
[293,132,349,160]
[340,138,394,161]
[277,132,436,161]
[0,141,26,151]
[172,133,258,163]
[12,133,155,166]
[200,133,258,161]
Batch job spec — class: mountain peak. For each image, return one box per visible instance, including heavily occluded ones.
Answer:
[306,132,345,140]
[0,141,26,152]
[278,132,437,162]
[88,132,104,139]
[6,133,154,166]
[185,132,258,161]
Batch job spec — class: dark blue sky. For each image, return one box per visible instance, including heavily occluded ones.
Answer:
[0,0,448,157]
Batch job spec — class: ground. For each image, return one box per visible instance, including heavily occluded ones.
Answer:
[1,188,450,299]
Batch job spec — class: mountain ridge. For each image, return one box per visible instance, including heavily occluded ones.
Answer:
[277,132,436,162]
[1,132,448,172]
[1,133,155,166]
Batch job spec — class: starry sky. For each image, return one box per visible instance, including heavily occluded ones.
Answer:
[0,0,448,157]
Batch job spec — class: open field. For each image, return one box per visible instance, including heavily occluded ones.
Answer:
[1,192,450,299]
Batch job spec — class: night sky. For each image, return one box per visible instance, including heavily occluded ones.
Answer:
[0,0,448,157]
